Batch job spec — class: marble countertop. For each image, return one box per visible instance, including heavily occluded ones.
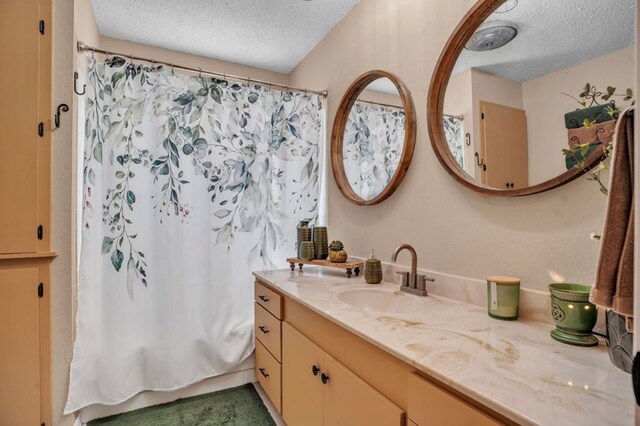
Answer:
[253,267,634,426]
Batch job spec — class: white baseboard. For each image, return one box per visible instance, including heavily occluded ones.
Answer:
[79,355,256,423]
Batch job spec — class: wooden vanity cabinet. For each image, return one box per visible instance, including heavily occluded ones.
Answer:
[281,322,323,426]
[254,284,283,412]
[254,279,507,426]
[282,322,404,426]
[407,373,502,426]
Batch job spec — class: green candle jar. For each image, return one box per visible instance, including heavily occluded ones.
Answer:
[487,276,520,320]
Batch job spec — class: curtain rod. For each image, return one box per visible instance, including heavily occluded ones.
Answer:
[355,99,404,109]
[444,113,464,121]
[76,41,328,98]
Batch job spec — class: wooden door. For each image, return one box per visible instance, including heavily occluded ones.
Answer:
[479,101,528,189]
[0,0,46,254]
[0,267,41,426]
[282,322,323,426]
[322,353,404,426]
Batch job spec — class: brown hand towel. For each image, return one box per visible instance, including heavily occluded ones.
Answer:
[591,107,634,317]
[567,120,616,148]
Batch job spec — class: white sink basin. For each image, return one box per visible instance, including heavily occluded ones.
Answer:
[337,289,425,314]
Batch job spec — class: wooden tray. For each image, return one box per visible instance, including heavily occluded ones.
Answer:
[287,257,364,278]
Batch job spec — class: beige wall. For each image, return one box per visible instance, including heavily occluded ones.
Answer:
[52,0,74,425]
[523,46,636,184]
[358,88,403,108]
[290,0,615,291]
[444,69,474,176]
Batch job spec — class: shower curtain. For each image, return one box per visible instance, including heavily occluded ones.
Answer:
[65,57,324,413]
[443,116,465,168]
[342,101,405,200]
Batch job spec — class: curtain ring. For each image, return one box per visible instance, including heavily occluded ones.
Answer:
[198,68,202,79]
[91,47,95,59]
[130,52,134,64]
[171,63,174,74]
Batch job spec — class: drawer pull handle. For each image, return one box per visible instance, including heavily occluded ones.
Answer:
[321,373,330,384]
[258,326,269,334]
[312,365,320,376]
[258,295,270,302]
[259,368,269,378]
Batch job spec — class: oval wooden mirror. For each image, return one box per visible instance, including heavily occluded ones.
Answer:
[428,0,635,196]
[331,70,416,205]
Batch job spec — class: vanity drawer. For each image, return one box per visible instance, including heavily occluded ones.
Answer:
[255,281,283,319]
[408,373,502,426]
[256,339,282,413]
[255,302,282,361]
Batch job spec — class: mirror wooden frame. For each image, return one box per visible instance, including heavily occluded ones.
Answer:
[331,70,416,205]
[427,0,607,197]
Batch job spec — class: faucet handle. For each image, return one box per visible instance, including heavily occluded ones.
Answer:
[395,271,410,287]
[416,275,434,292]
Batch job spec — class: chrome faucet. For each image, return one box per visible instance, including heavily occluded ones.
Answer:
[391,243,434,297]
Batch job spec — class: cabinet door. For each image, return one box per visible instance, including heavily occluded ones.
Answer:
[0,0,42,254]
[408,373,502,426]
[282,322,323,426]
[323,353,404,426]
[0,267,41,425]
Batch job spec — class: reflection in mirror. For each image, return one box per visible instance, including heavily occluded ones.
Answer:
[342,77,406,200]
[443,0,635,190]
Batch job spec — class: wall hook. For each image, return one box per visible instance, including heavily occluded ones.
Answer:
[475,152,486,171]
[55,103,69,129]
[465,133,471,146]
[74,72,86,96]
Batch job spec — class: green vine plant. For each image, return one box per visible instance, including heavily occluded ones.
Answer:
[561,83,635,196]
[562,83,634,127]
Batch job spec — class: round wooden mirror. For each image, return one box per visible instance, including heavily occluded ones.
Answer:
[331,70,416,205]
[428,0,635,196]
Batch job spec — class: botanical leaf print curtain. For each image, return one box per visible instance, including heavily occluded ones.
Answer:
[342,102,405,200]
[444,116,464,168]
[65,57,323,413]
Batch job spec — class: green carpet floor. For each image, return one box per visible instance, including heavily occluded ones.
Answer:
[88,384,276,426]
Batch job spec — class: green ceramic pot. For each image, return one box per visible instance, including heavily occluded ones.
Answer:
[299,241,315,261]
[296,220,312,258]
[548,283,598,347]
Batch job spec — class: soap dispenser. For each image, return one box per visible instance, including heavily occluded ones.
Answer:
[365,249,383,284]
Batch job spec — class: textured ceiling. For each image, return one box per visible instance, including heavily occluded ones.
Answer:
[91,0,359,74]
[453,0,636,82]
